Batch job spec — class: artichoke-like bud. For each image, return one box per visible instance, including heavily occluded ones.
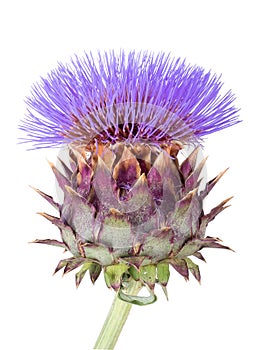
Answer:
[20,50,239,304]
[34,142,232,304]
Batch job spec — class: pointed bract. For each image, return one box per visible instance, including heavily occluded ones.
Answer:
[180,147,200,178]
[184,257,201,283]
[200,168,229,199]
[75,262,93,288]
[193,251,206,262]
[89,263,102,284]
[104,264,129,290]
[48,161,71,191]
[32,239,66,248]
[31,186,60,210]
[170,258,189,280]
[57,156,73,179]
[63,258,86,275]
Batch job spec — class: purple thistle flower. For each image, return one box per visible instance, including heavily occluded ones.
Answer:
[20,50,239,149]
[22,51,240,349]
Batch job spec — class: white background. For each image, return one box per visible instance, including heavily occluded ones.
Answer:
[1,1,262,349]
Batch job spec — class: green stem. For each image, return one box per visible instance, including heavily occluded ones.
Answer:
[94,280,142,349]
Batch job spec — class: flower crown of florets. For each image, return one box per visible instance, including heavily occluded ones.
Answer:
[20,50,239,149]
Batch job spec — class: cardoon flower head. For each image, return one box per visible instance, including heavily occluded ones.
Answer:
[20,50,239,349]
[20,51,239,149]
